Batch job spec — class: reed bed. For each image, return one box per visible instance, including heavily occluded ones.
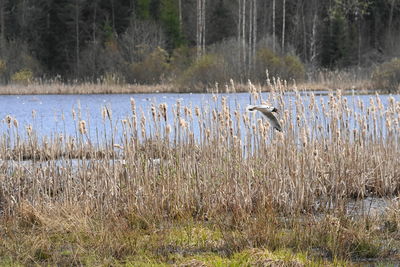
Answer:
[1,81,400,264]
[2,83,399,216]
[0,82,177,95]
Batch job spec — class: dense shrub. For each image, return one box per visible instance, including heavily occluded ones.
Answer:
[169,46,196,78]
[255,48,305,83]
[129,47,170,84]
[11,69,33,85]
[282,54,306,82]
[372,58,400,91]
[255,48,283,81]
[178,54,227,89]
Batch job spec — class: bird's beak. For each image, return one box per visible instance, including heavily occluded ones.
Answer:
[272,108,278,113]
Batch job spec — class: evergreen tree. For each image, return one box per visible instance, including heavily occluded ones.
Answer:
[208,0,234,43]
[160,0,184,50]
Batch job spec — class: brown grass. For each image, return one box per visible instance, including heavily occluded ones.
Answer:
[0,67,377,95]
[0,82,177,95]
[0,80,399,264]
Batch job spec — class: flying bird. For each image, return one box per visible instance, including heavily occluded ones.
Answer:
[247,105,282,132]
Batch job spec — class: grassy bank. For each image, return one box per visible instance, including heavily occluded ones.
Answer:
[0,81,374,95]
[1,82,400,265]
[0,70,376,95]
[0,207,374,266]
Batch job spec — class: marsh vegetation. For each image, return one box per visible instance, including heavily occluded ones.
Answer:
[0,81,400,265]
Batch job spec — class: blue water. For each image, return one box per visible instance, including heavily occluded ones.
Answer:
[0,91,399,143]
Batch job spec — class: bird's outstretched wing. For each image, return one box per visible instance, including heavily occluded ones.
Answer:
[261,111,282,132]
[247,105,282,132]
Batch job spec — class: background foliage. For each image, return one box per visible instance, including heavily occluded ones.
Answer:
[0,0,399,88]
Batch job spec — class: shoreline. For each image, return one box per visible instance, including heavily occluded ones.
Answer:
[0,81,379,95]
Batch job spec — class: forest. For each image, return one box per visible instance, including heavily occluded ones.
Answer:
[0,0,399,89]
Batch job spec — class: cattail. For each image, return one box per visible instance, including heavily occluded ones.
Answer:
[68,138,75,151]
[212,110,217,121]
[130,98,136,114]
[301,128,307,147]
[26,125,32,136]
[195,106,200,117]
[102,107,107,121]
[184,106,190,117]
[389,96,395,107]
[13,118,18,128]
[179,118,188,128]
[386,117,392,129]
[257,119,265,134]
[166,124,171,135]
[206,128,210,139]
[32,109,36,119]
[233,135,238,144]
[176,100,181,117]
[151,105,156,120]
[159,103,168,121]
[72,108,76,120]
[140,115,146,128]
[79,120,87,135]
[5,115,12,127]
[106,107,112,120]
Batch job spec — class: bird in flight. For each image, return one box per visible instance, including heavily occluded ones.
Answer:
[247,105,282,132]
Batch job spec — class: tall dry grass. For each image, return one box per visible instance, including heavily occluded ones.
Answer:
[1,81,400,264]
[0,81,399,220]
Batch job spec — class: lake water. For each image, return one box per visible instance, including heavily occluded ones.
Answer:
[0,91,399,141]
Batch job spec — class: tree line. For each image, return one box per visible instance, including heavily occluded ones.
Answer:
[0,0,399,87]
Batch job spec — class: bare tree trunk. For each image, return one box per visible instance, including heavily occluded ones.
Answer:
[302,2,307,61]
[242,0,246,77]
[238,0,242,76]
[196,0,200,58]
[282,0,286,53]
[388,0,395,48]
[310,13,317,66]
[252,0,257,75]
[92,1,98,79]
[21,0,26,30]
[248,0,253,76]
[201,0,206,55]
[0,0,6,57]
[75,0,80,76]
[110,0,115,32]
[178,0,182,32]
[358,15,361,66]
[272,0,275,53]
[196,0,206,59]
[93,1,97,43]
